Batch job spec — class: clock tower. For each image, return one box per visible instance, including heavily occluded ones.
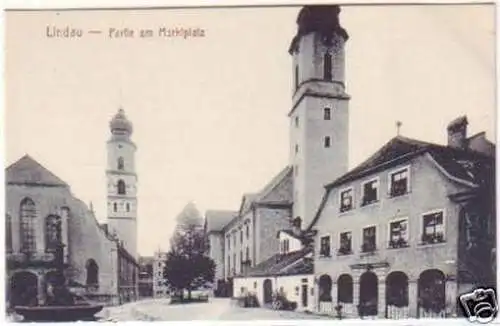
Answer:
[288,5,350,227]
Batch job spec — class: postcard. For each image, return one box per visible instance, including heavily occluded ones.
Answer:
[3,2,497,323]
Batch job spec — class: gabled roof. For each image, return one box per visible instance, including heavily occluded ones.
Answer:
[253,165,293,205]
[220,166,294,231]
[205,210,238,233]
[306,135,495,232]
[235,246,313,278]
[6,154,68,187]
[325,135,494,189]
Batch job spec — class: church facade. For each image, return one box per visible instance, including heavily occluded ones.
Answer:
[5,108,140,308]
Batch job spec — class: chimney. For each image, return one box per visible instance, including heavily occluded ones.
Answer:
[292,217,302,236]
[447,116,468,149]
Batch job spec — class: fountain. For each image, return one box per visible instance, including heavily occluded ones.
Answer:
[13,234,104,321]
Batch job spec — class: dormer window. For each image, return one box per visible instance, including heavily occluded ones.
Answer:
[390,168,409,197]
[340,188,353,212]
[324,52,332,81]
[281,239,290,254]
[362,178,379,206]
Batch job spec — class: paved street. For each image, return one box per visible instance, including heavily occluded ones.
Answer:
[96,298,336,321]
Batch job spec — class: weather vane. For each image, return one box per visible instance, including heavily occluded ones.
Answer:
[396,121,402,136]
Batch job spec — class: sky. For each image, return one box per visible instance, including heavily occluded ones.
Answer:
[5,4,496,256]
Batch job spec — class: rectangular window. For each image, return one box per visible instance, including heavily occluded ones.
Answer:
[362,179,379,206]
[324,53,332,81]
[295,144,299,154]
[324,108,331,120]
[421,211,445,244]
[319,236,331,257]
[324,136,331,148]
[295,116,299,128]
[239,250,243,270]
[240,230,243,244]
[389,219,409,248]
[233,234,236,246]
[340,188,353,212]
[390,168,409,197]
[233,254,236,272]
[285,239,290,253]
[227,237,230,250]
[362,226,376,252]
[245,247,249,261]
[246,224,249,239]
[338,231,352,255]
[227,256,230,275]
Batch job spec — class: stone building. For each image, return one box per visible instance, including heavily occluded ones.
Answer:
[138,256,154,298]
[6,108,141,308]
[309,117,496,318]
[233,218,315,311]
[5,155,120,307]
[205,5,352,300]
[152,250,169,298]
[205,166,294,296]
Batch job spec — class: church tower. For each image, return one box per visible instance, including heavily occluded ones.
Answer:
[106,108,138,258]
[288,5,350,227]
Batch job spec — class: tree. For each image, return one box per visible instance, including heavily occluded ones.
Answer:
[163,202,215,301]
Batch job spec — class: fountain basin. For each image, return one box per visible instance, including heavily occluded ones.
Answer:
[14,304,104,322]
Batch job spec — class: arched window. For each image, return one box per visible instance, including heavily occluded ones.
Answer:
[117,157,124,170]
[318,274,332,302]
[324,52,332,81]
[86,259,99,291]
[45,215,62,252]
[337,274,353,303]
[117,180,126,195]
[20,198,37,253]
[6,214,12,253]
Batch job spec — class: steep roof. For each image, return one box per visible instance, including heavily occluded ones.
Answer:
[306,135,495,231]
[325,135,494,189]
[6,154,68,187]
[235,246,313,278]
[205,210,238,233]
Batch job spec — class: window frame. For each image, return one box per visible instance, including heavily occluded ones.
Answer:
[388,165,411,198]
[339,187,354,213]
[387,217,410,249]
[324,107,332,120]
[338,230,353,255]
[420,209,446,245]
[361,225,377,253]
[324,136,331,148]
[319,234,332,257]
[361,177,380,206]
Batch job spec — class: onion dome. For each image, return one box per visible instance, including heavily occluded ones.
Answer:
[109,108,133,136]
[289,5,349,54]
